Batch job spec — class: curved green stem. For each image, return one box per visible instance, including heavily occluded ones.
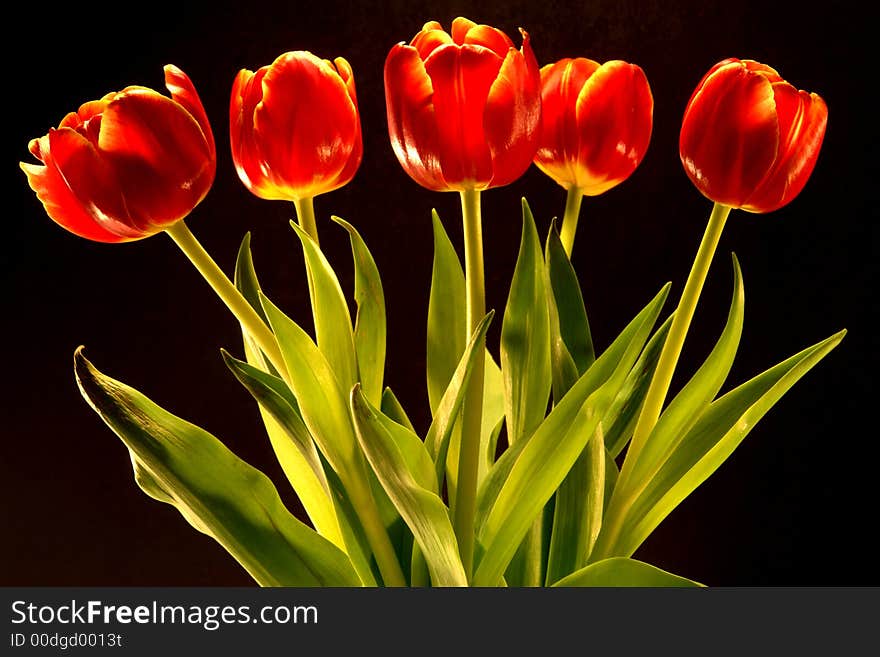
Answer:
[454,187,485,580]
[165,220,287,380]
[559,186,584,257]
[621,202,732,483]
[293,196,319,246]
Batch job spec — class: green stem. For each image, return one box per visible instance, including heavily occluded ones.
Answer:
[621,202,732,484]
[346,471,407,587]
[293,196,319,246]
[559,186,584,257]
[165,220,287,379]
[454,188,485,580]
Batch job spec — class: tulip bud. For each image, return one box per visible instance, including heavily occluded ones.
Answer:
[230,51,362,201]
[384,17,542,192]
[534,58,653,196]
[679,58,828,213]
[21,66,216,243]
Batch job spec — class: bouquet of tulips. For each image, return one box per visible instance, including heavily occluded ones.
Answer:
[21,17,841,587]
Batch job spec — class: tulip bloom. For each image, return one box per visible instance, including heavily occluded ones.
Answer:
[230,51,362,201]
[534,58,653,196]
[679,58,827,213]
[21,66,215,243]
[384,17,541,191]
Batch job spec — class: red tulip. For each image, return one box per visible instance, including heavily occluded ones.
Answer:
[534,58,653,195]
[21,66,215,243]
[231,51,362,201]
[679,58,828,213]
[384,17,541,192]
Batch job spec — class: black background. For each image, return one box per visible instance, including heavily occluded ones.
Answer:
[3,0,875,586]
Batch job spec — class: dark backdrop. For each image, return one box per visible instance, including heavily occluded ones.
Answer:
[3,0,875,585]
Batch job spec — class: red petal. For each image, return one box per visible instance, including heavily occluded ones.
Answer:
[411,25,453,60]
[572,61,653,195]
[679,60,779,208]
[451,17,477,44]
[251,51,359,198]
[164,64,216,160]
[98,87,215,227]
[384,43,447,191]
[230,67,280,199]
[329,57,363,191]
[743,59,782,83]
[334,57,358,108]
[462,24,513,58]
[484,37,542,189]
[534,58,600,188]
[424,43,503,188]
[20,129,141,242]
[743,86,827,212]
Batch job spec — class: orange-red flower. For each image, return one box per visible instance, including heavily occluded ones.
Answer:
[230,51,362,201]
[21,66,215,243]
[534,58,653,195]
[679,58,828,213]
[384,17,541,192]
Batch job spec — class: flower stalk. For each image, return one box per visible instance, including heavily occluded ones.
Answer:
[560,186,584,256]
[454,187,485,579]
[621,202,731,476]
[165,220,287,380]
[293,196,320,246]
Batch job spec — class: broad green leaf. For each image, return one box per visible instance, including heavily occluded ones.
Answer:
[473,284,670,586]
[545,420,606,585]
[624,255,745,487]
[233,233,279,377]
[234,232,270,324]
[553,557,702,587]
[427,209,467,413]
[381,387,417,434]
[597,329,845,560]
[261,294,360,484]
[545,223,594,372]
[475,284,671,538]
[502,199,552,445]
[604,316,672,458]
[290,221,358,395]
[74,348,360,587]
[222,351,341,544]
[425,313,494,490]
[350,385,467,587]
[332,216,386,406]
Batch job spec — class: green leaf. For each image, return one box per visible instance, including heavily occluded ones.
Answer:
[501,199,552,445]
[553,557,703,587]
[545,223,594,372]
[545,420,606,585]
[381,387,417,434]
[476,284,671,539]
[261,293,361,484]
[473,284,670,586]
[480,353,506,479]
[290,221,359,396]
[332,216,386,406]
[427,209,467,413]
[625,255,746,487]
[350,385,467,587]
[221,351,341,542]
[233,233,280,377]
[600,329,845,559]
[425,312,494,490]
[74,348,360,587]
[604,316,672,458]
